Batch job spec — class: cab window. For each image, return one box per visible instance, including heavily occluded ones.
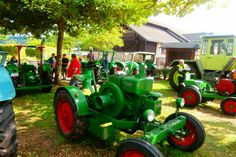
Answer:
[210,40,224,55]
[201,40,208,55]
[226,39,234,56]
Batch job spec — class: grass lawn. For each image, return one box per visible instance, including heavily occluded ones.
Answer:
[13,80,236,157]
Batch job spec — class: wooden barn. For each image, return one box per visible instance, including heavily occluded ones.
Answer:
[161,42,200,66]
[115,21,190,67]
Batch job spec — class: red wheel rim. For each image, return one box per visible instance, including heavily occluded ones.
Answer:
[116,67,121,71]
[182,90,197,105]
[223,100,236,113]
[57,99,74,134]
[123,150,144,157]
[169,122,197,146]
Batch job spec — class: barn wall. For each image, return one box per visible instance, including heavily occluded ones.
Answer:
[165,48,196,66]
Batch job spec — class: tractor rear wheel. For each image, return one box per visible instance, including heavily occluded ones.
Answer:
[54,89,88,140]
[164,112,205,152]
[180,86,202,107]
[116,138,163,157]
[169,66,180,91]
[220,97,236,116]
[0,101,18,157]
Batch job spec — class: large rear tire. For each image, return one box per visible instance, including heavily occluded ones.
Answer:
[54,89,88,140]
[220,97,236,116]
[169,66,180,91]
[0,101,18,157]
[116,138,164,157]
[180,86,202,107]
[164,112,205,152]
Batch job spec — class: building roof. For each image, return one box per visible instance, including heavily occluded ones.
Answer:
[161,42,200,49]
[182,32,213,42]
[129,22,189,43]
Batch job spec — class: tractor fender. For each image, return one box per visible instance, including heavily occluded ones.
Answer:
[184,80,201,90]
[55,86,90,116]
[0,66,16,101]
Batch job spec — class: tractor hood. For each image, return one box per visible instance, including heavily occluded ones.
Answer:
[0,65,16,101]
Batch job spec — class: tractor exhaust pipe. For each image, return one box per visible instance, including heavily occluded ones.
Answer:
[95,94,113,109]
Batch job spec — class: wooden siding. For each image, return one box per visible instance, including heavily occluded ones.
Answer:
[115,28,156,52]
[165,48,197,66]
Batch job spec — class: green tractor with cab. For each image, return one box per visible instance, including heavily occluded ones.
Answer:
[169,35,236,116]
[125,52,157,76]
[169,35,236,90]
[54,63,205,156]
[6,45,53,92]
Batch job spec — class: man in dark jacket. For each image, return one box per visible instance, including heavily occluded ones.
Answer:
[61,54,69,80]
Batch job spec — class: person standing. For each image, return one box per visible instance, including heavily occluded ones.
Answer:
[87,47,95,63]
[48,53,56,77]
[61,54,69,80]
[67,54,81,78]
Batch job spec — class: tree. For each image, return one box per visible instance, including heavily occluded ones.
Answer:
[0,0,213,84]
[79,27,124,51]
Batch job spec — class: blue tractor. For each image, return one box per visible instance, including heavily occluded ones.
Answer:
[0,51,18,157]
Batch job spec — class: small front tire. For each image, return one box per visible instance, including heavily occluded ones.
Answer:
[164,112,205,152]
[180,86,202,107]
[220,97,236,116]
[116,138,163,157]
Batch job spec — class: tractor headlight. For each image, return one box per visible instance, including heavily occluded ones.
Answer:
[176,98,185,108]
[143,109,155,122]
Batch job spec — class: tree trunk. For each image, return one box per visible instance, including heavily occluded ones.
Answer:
[55,18,65,85]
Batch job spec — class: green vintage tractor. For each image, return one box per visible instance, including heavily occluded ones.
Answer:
[125,52,157,76]
[6,45,53,92]
[169,35,236,91]
[0,51,18,157]
[54,63,205,156]
[176,70,236,116]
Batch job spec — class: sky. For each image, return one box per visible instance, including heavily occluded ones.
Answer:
[150,0,236,35]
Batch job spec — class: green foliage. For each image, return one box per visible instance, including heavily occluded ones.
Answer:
[0,0,213,84]
[27,37,42,46]
[0,45,17,56]
[156,68,171,80]
[79,27,124,51]
[25,47,40,59]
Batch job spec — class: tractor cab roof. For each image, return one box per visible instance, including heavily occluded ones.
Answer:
[202,34,235,39]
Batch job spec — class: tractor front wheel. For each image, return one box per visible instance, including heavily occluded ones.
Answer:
[220,97,236,116]
[180,86,202,107]
[54,89,88,140]
[0,101,18,157]
[164,112,205,152]
[116,138,163,157]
